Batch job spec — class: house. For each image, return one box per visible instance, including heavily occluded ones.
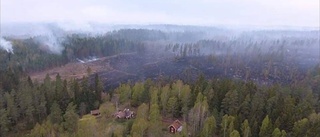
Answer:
[90,109,101,116]
[168,120,183,134]
[114,108,135,119]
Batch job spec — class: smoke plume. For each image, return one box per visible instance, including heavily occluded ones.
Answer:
[0,37,14,53]
[36,33,64,54]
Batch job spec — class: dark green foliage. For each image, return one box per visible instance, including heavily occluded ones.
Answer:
[49,102,62,125]
[63,102,79,133]
[148,103,162,137]
[200,116,216,137]
[0,31,147,73]
[131,82,145,107]
[221,114,235,137]
[272,128,281,137]
[259,115,273,137]
[58,80,71,112]
[241,119,251,137]
[0,71,319,136]
[230,130,240,137]
[80,77,94,111]
[221,90,239,116]
[131,103,148,137]
[4,91,19,125]
[117,83,131,104]
[292,118,309,137]
[167,96,179,118]
[0,55,318,137]
[94,73,104,103]
[34,89,47,122]
[189,92,209,136]
[0,109,9,137]
[71,79,80,106]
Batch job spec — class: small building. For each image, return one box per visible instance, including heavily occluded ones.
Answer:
[168,120,183,134]
[90,109,101,116]
[114,108,134,119]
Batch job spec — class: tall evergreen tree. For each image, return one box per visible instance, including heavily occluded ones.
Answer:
[230,130,240,137]
[259,115,273,137]
[200,116,216,137]
[167,96,178,118]
[148,104,161,137]
[306,113,320,137]
[131,103,148,137]
[59,80,71,112]
[49,102,62,125]
[131,82,144,107]
[118,84,131,104]
[150,87,159,105]
[71,79,80,106]
[4,91,18,124]
[94,73,104,103]
[0,109,9,137]
[221,114,235,137]
[189,93,209,136]
[272,128,282,137]
[160,85,170,114]
[54,74,63,101]
[241,119,251,137]
[63,102,79,133]
[181,84,191,120]
[221,90,239,116]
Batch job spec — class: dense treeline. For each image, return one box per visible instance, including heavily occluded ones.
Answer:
[112,74,320,137]
[0,72,104,137]
[1,29,318,77]
[0,29,149,73]
[0,69,317,136]
[1,39,68,72]
[64,34,145,59]
[111,28,208,42]
[0,29,213,73]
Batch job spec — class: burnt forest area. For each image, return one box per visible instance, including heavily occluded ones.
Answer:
[0,25,319,137]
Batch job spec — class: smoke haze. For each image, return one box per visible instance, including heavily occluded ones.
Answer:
[1,0,319,27]
[0,38,14,53]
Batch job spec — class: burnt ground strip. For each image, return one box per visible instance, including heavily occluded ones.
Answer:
[91,52,317,90]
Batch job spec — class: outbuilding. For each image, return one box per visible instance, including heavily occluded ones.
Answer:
[168,120,183,134]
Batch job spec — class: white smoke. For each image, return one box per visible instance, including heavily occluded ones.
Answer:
[0,37,14,53]
[31,24,65,54]
[77,56,99,63]
[37,33,64,54]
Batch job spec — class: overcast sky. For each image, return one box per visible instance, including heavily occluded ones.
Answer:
[1,0,319,27]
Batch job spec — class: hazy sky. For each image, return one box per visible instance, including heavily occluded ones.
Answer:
[1,0,319,27]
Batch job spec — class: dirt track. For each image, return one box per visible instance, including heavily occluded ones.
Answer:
[30,53,136,82]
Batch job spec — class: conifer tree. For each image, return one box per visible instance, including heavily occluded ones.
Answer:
[200,116,216,137]
[230,130,240,137]
[49,102,62,125]
[63,102,79,133]
[94,73,104,103]
[241,119,251,137]
[0,109,9,137]
[272,128,281,137]
[259,115,273,137]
